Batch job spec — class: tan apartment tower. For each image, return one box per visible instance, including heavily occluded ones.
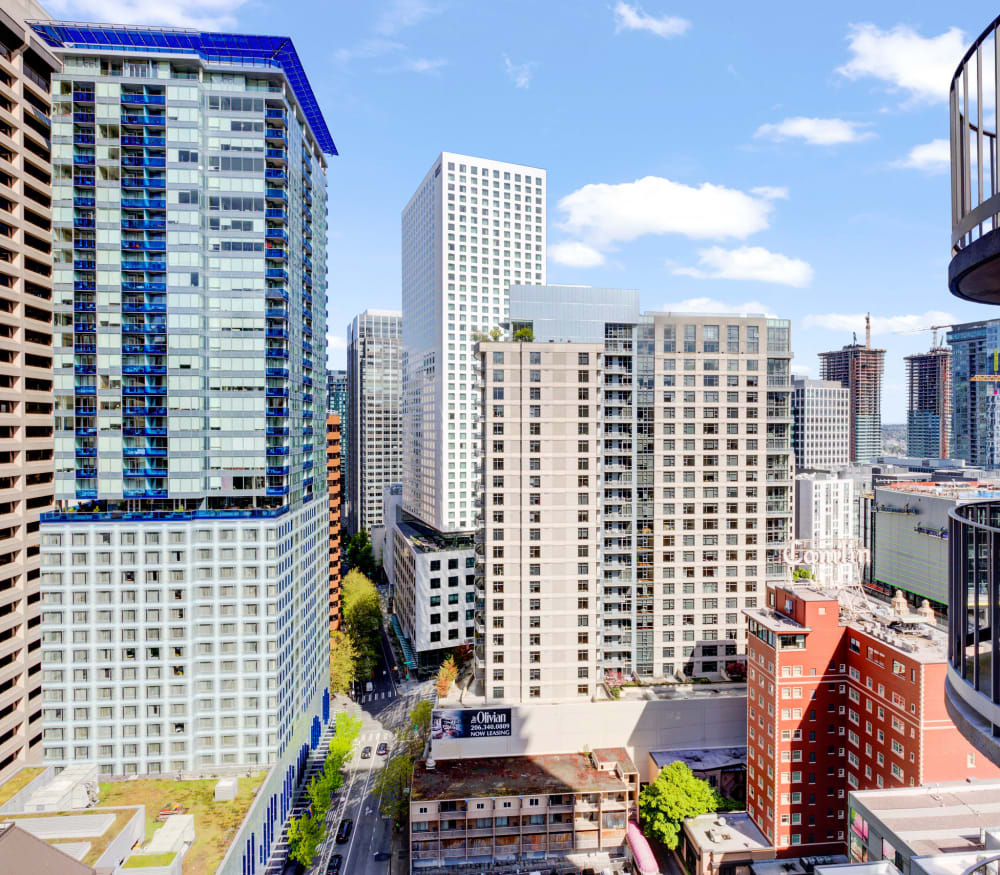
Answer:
[818,315,885,463]
[0,1,57,781]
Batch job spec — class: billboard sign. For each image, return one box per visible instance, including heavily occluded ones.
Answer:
[431,708,512,740]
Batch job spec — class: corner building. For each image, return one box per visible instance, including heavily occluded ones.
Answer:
[745,582,999,855]
[477,286,794,701]
[29,23,334,779]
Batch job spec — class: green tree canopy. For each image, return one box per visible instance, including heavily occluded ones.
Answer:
[639,761,720,849]
[346,529,376,577]
[410,700,433,737]
[341,571,382,681]
[329,629,359,695]
[373,753,413,823]
[513,327,533,342]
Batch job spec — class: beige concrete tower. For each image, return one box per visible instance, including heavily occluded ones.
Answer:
[0,1,57,781]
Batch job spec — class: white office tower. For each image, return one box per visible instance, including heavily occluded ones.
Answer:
[793,471,861,587]
[791,377,850,470]
[346,309,402,540]
[476,286,794,702]
[31,22,334,781]
[401,153,546,534]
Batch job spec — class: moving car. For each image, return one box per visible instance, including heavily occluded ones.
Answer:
[376,742,389,756]
[327,854,343,874]
[336,819,353,843]
[361,746,372,759]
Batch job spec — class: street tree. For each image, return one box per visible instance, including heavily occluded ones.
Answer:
[341,570,382,680]
[639,761,720,849]
[373,753,413,823]
[287,811,323,867]
[435,655,458,698]
[329,630,359,695]
[346,529,376,577]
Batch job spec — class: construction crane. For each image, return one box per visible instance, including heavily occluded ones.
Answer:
[891,323,953,348]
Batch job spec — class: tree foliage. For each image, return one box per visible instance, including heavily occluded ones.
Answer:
[346,528,376,577]
[792,567,814,581]
[287,712,362,866]
[513,327,534,342]
[373,752,413,823]
[341,570,383,682]
[410,700,433,737]
[329,630,359,695]
[435,655,458,698]
[639,761,720,849]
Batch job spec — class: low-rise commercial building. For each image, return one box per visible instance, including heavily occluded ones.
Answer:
[846,780,1000,872]
[409,748,638,871]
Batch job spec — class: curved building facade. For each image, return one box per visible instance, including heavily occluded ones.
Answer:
[947,500,1000,765]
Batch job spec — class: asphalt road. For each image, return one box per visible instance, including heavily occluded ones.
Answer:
[312,623,433,875]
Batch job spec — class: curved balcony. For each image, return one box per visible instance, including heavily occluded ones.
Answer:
[950,17,1000,303]
[946,499,1000,766]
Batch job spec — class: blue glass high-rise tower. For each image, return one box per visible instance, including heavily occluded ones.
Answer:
[29,21,335,822]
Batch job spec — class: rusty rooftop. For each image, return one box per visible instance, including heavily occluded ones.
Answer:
[412,750,637,802]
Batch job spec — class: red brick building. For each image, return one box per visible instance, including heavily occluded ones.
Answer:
[327,413,342,631]
[745,582,999,856]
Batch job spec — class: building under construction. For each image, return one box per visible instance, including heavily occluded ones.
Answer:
[905,344,952,458]
[818,316,886,463]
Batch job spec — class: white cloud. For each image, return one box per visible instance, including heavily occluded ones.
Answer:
[557,176,777,251]
[802,310,956,335]
[658,297,775,317]
[400,57,447,73]
[334,38,404,65]
[375,0,440,36]
[672,246,814,287]
[503,55,537,88]
[837,23,966,103]
[791,363,813,377]
[45,0,248,28]
[750,186,789,200]
[892,138,950,172]
[549,241,606,268]
[613,2,690,39]
[755,117,873,146]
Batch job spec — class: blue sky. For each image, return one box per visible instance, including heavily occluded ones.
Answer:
[46,0,1000,420]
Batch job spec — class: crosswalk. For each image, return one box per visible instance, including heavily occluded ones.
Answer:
[360,690,392,703]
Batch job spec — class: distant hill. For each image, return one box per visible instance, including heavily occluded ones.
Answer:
[881,423,906,454]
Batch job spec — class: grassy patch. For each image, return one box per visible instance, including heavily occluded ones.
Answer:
[123,851,177,868]
[0,767,44,807]
[98,774,266,875]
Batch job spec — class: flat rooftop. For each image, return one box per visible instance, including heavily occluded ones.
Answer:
[744,606,811,633]
[411,749,637,802]
[684,811,772,856]
[650,746,745,772]
[879,480,1000,499]
[754,856,850,875]
[851,780,1000,856]
[395,516,472,553]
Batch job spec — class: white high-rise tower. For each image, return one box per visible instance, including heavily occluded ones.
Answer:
[401,153,546,534]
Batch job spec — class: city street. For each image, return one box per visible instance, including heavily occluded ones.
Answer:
[311,621,434,875]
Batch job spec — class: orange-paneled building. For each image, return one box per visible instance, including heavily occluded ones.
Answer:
[327,413,342,631]
[745,582,1000,856]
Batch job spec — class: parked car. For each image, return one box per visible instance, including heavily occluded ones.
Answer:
[336,819,353,844]
[361,746,372,759]
[376,742,389,756]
